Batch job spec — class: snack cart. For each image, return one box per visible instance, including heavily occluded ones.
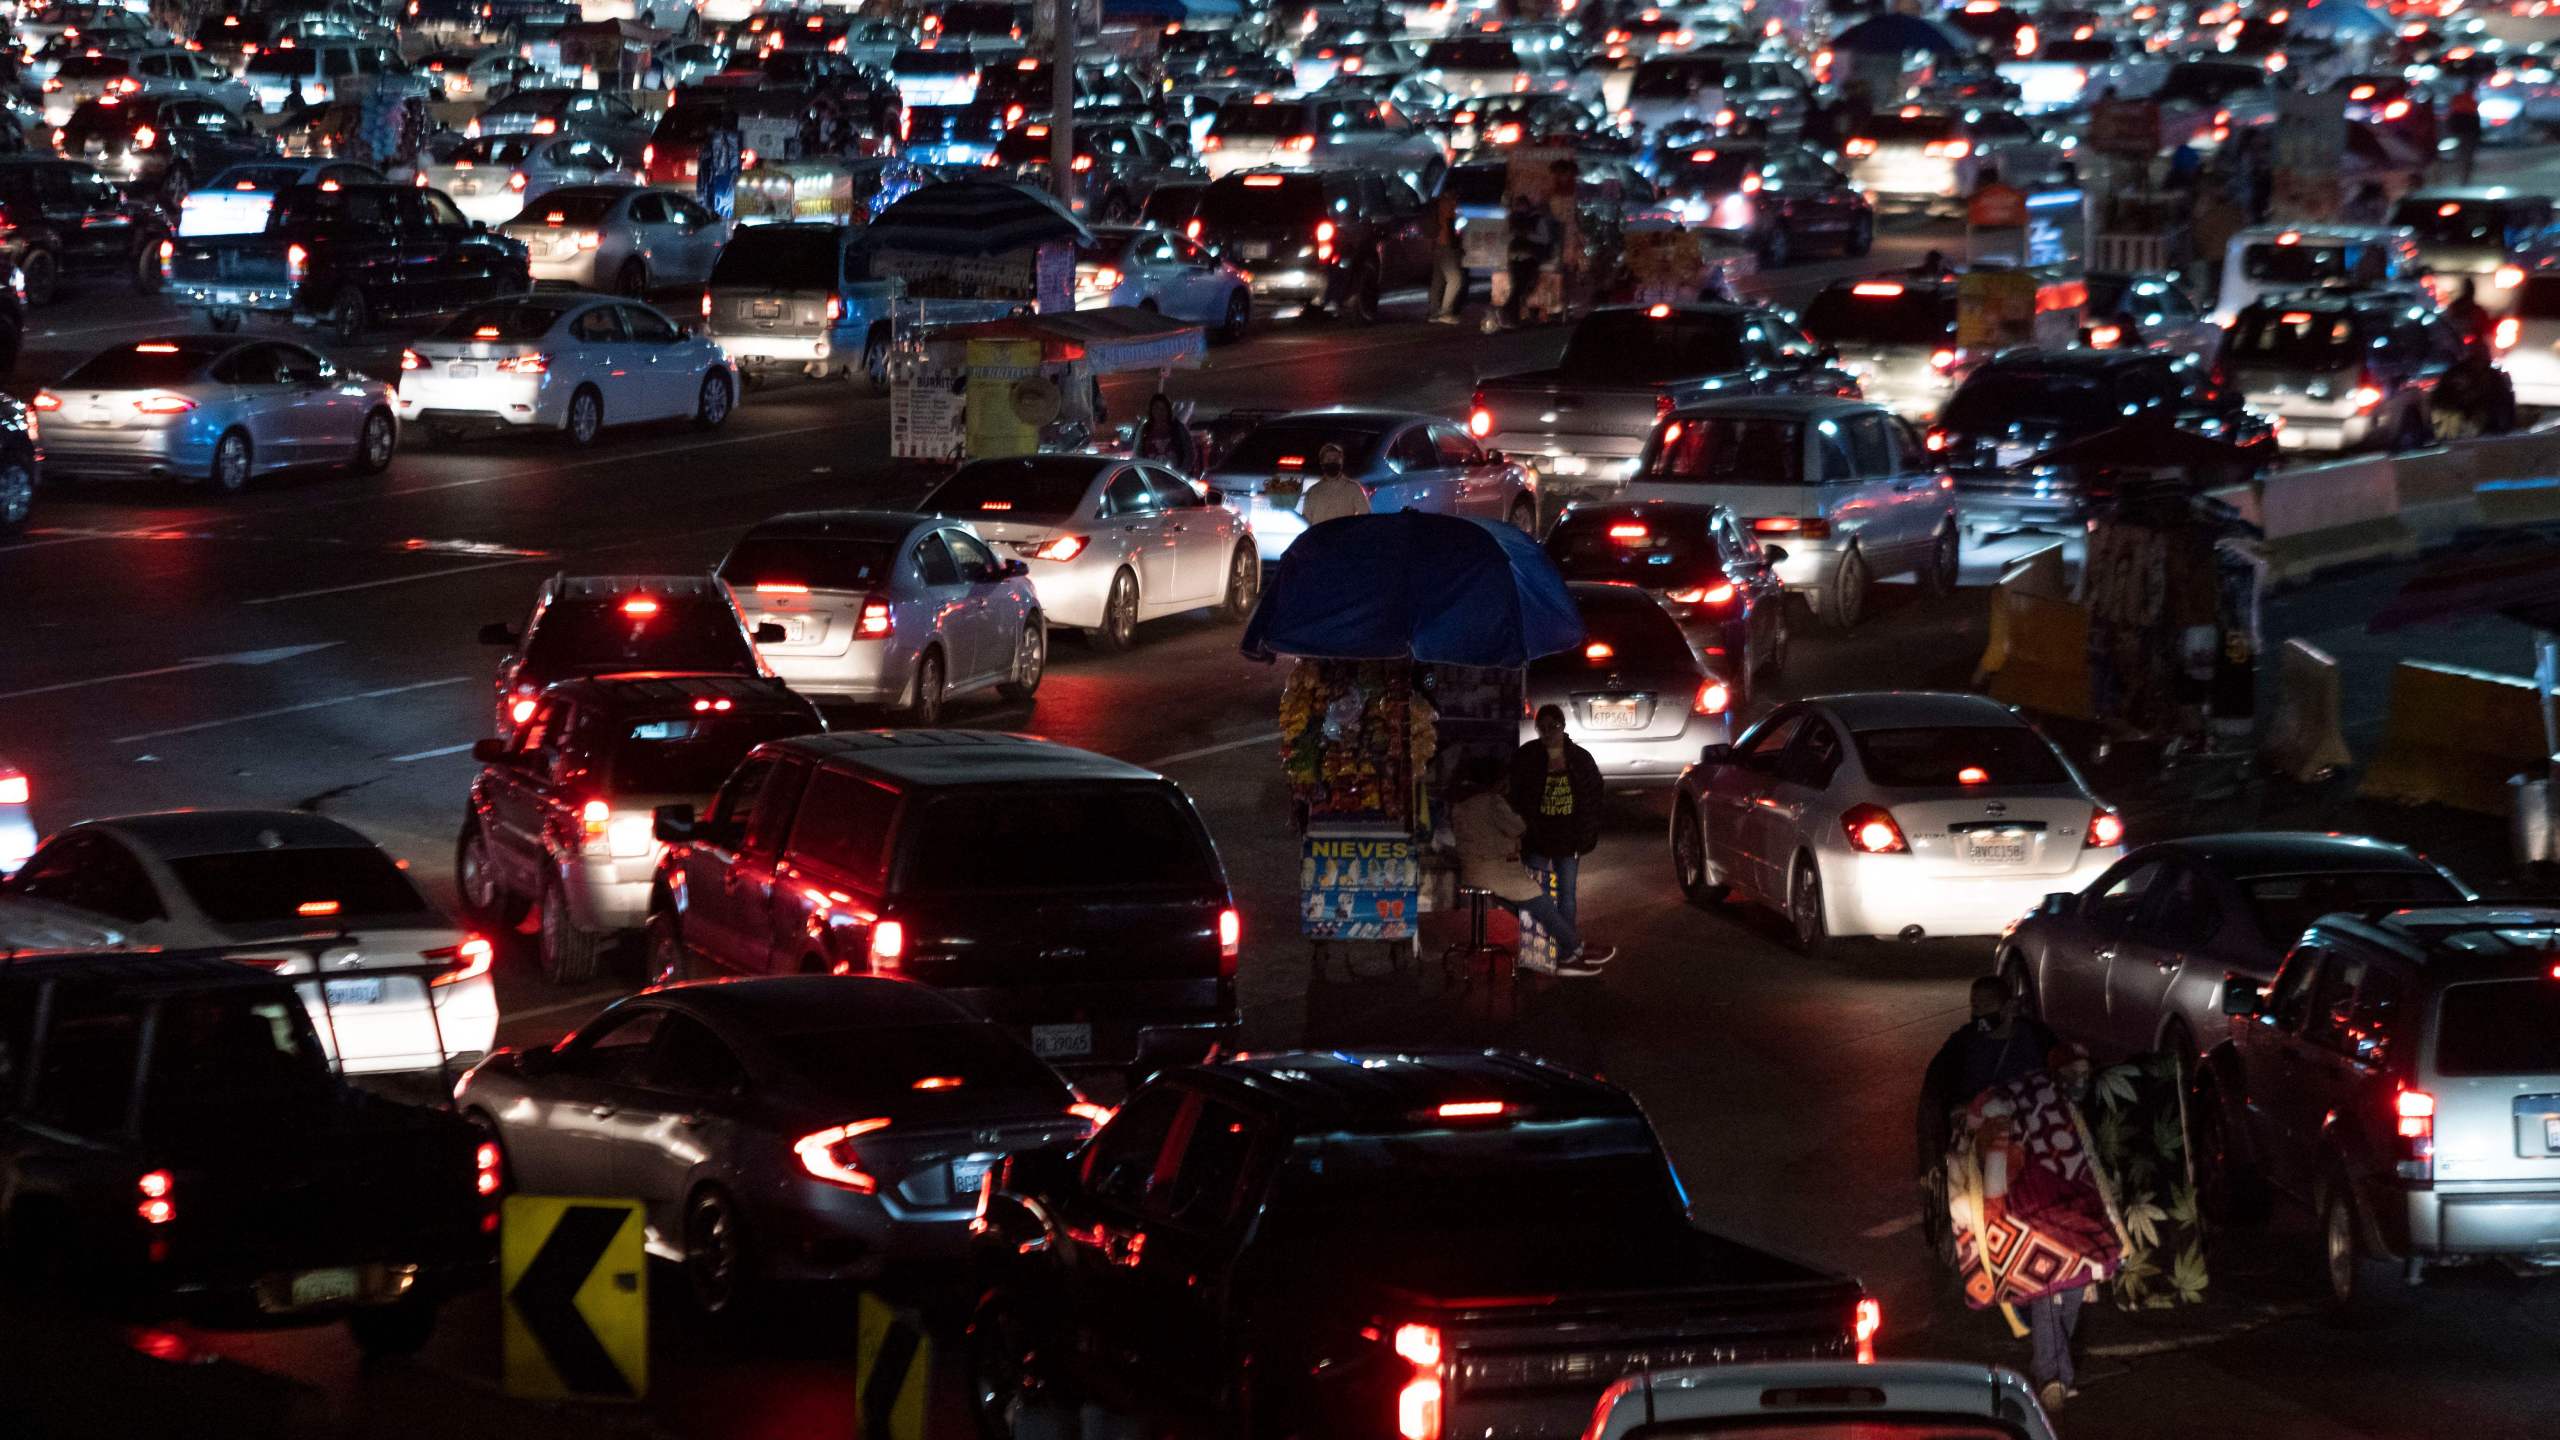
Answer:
[893,307,1206,462]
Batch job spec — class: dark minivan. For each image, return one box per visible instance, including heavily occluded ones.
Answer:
[646,730,1239,1072]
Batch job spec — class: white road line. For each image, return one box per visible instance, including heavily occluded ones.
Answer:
[244,557,541,605]
[390,741,479,763]
[372,419,865,500]
[1142,731,1279,768]
[112,677,471,744]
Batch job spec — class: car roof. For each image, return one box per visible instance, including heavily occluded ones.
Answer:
[2142,831,2438,875]
[2308,905,2560,970]
[1633,1360,2030,1424]
[539,672,808,712]
[0,949,308,997]
[2399,186,2541,206]
[1258,407,1427,429]
[1553,498,1729,528]
[1803,690,2022,729]
[76,808,377,859]
[764,729,1165,785]
[2239,287,2427,315]
[742,509,935,542]
[1978,347,2176,374]
[641,974,976,1031]
[1670,394,1879,420]
[2234,222,2411,243]
[1195,1049,1633,1130]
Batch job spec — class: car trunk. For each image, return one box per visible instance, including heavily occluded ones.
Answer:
[1878,788,2096,878]
[736,583,868,658]
[895,888,1226,990]
[1477,375,1664,458]
[2428,976,2560,1185]
[828,1102,1089,1211]
[711,285,835,338]
[167,236,293,287]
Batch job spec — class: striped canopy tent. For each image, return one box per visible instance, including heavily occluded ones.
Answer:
[862,177,1094,256]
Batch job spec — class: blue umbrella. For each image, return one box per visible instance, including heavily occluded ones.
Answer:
[2288,0,2394,36]
[1240,511,1585,668]
[1832,12,1973,56]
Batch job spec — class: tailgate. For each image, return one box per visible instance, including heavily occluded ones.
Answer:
[162,1102,484,1277]
[712,285,834,335]
[1478,381,1659,446]
[736,583,869,658]
[168,238,292,287]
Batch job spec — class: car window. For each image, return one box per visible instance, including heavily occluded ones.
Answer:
[418,189,468,228]
[1141,467,1201,509]
[1431,422,1478,466]
[708,754,775,838]
[1159,1095,1263,1231]
[2434,977,2560,1075]
[1779,718,1845,788]
[574,1004,664,1081]
[2266,946,2324,1033]
[571,305,626,343]
[2134,864,2219,948]
[2341,963,2411,1066]
[620,304,680,343]
[1732,710,1803,771]
[626,192,669,225]
[1387,427,1439,472]
[12,833,164,923]
[944,528,1001,581]
[644,1014,745,1095]
[1083,1084,1190,1209]
[276,344,326,384]
[2236,870,2464,948]
[211,342,286,386]
[1846,413,1895,477]
[913,532,961,586]
[1104,470,1157,518]
[1814,421,1855,482]
[787,767,899,883]
[744,758,807,855]
[2088,860,2162,932]
[27,987,139,1135]
[2301,950,2368,1055]
[323,48,356,77]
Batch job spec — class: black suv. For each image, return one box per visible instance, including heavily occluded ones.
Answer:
[478,573,782,736]
[60,95,275,205]
[646,730,1240,1072]
[457,672,825,984]
[0,156,170,304]
[1189,168,1433,322]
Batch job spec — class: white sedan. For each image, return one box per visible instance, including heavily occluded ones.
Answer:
[1669,691,2123,951]
[413,133,641,225]
[0,810,498,1076]
[1073,225,1253,340]
[397,294,736,447]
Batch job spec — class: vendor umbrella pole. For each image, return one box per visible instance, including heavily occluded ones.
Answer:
[1048,0,1077,214]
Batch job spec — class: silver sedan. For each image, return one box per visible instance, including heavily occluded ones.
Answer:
[35,336,397,494]
[418,133,642,226]
[919,454,1259,650]
[500,184,729,294]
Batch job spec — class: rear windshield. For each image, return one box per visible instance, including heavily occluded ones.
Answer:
[1644,416,1802,485]
[1803,285,1956,345]
[140,991,331,1131]
[518,192,621,226]
[720,533,900,592]
[60,346,204,388]
[1259,1115,1684,1248]
[2434,978,2560,1075]
[211,164,332,191]
[609,712,815,795]
[711,226,843,287]
[1535,592,1695,672]
[436,303,566,341]
[2239,872,2465,948]
[523,598,756,673]
[1850,725,2070,787]
[2389,199,2545,248]
[272,186,398,227]
[1545,515,1718,584]
[1138,185,1204,226]
[653,105,735,143]
[1209,101,1311,137]
[1558,311,1746,381]
[1859,112,1957,142]
[447,135,537,165]
[2227,308,2361,369]
[902,786,1220,892]
[51,55,131,78]
[770,1022,1066,1101]
[166,846,432,926]
[1660,148,1759,193]
[1197,176,1320,226]
[2241,241,2354,284]
[246,50,319,75]
[1942,372,2112,431]
[1221,420,1390,474]
[926,458,1102,523]
[1425,37,1516,68]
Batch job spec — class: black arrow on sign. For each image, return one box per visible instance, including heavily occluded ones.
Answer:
[862,1312,923,1440]
[511,1204,635,1398]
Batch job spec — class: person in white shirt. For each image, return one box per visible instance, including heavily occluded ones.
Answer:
[1297,442,1372,526]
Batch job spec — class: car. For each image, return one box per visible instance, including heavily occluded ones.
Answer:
[240,40,415,113]
[2225,289,2506,453]
[2386,187,2560,315]
[1623,396,1957,631]
[395,293,735,447]
[702,222,901,389]
[1542,501,1789,704]
[417,48,544,101]
[2082,270,2222,366]
[1620,49,1809,140]
[470,86,653,152]
[0,394,41,537]
[886,45,986,109]
[163,181,531,340]
[720,511,1045,720]
[989,120,1199,224]
[2496,268,2560,406]
[1586,1361,2057,1440]
[457,976,1099,1315]
[967,1049,1873,1440]
[918,454,1256,651]
[1441,92,1604,153]
[1999,32,2151,113]
[0,759,32,875]
[1420,30,1584,101]
[2209,222,2425,327]
[1199,94,1447,191]
[1801,273,1962,421]
[2197,906,2560,1315]
[32,335,398,493]
[414,133,641,226]
[646,730,1240,1071]
[59,94,274,205]
[177,158,386,236]
[641,90,815,186]
[1,810,501,1077]
[1188,168,1434,322]
[39,46,256,128]
[1070,224,1251,338]
[2151,57,2282,151]
[0,156,171,305]
[1524,582,1737,785]
[1653,139,1872,268]
[458,672,825,982]
[1204,407,1536,559]
[1670,692,2124,952]
[1839,103,2063,213]
[479,573,777,736]
[501,184,727,294]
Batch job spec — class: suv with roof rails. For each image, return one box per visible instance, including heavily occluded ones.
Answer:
[480,574,781,738]
[2225,287,2512,453]
[646,731,1239,1073]
[2199,905,2560,1315]
[456,672,825,985]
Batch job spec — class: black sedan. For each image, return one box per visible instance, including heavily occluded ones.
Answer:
[1543,500,1788,708]
[455,977,1103,1316]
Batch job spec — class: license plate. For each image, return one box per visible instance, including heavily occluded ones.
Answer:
[1586,696,1642,729]
[950,1157,993,1195]
[1964,832,2028,865]
[1240,242,1272,261]
[1548,454,1590,476]
[1031,1023,1092,1058]
[452,179,480,194]
[447,363,478,379]
[1995,443,2035,468]
[752,299,784,318]
[323,977,383,1006]
[290,1268,359,1307]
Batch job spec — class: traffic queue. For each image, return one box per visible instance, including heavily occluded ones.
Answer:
[4,0,2560,1432]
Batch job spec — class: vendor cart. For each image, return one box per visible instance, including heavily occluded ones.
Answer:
[891,306,1205,462]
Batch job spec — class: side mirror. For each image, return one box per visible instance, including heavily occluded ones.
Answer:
[2221,974,2265,1017]
[516,1043,559,1078]
[653,803,697,843]
[1696,741,1733,766]
[2039,891,2076,919]
[1001,557,1030,578]
[1760,543,1788,563]
[754,622,787,643]
[478,622,518,647]
[470,737,510,764]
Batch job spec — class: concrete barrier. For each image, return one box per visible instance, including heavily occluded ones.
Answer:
[2359,660,2553,814]
[2260,638,2353,782]
[1977,543,2092,719]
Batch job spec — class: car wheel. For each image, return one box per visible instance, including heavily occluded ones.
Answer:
[133,237,167,294]
[454,823,529,929]
[1758,605,1790,679]
[537,880,605,985]
[209,429,252,495]
[1998,950,2040,1020]
[682,1186,753,1320]
[1673,804,1727,906]
[693,369,732,430]
[18,250,57,307]
[1758,224,1790,269]
[1213,544,1258,622]
[1826,545,1868,631]
[352,408,396,474]
[332,288,367,344]
[563,385,603,447]
[906,649,945,725]
[644,909,690,985]
[205,306,243,333]
[1789,853,1830,955]
[1216,287,1250,343]
[2323,1167,2413,1320]
[1845,211,1874,257]
[0,459,30,538]
[1506,497,1537,535]
[997,619,1045,701]
[616,258,647,296]
[347,1294,438,1359]
[1094,568,1139,651]
[1923,523,1958,598]
[967,1287,1075,1440]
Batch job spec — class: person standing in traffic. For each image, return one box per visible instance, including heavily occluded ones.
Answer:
[2448,81,2483,183]
[1509,705,1606,948]
[1450,759,1607,977]
[1918,976,2061,1170]
[1298,443,1372,525]
[1498,192,1553,330]
[1137,392,1199,473]
[1428,187,1466,324]
[2445,277,2495,354]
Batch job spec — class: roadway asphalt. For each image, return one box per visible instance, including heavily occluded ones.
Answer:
[5,212,2558,1440]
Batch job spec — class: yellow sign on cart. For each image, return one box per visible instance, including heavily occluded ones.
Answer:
[500,1195,647,1401]
[965,338,1046,459]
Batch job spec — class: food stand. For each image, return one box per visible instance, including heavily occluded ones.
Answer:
[732,160,862,226]
[894,307,1206,461]
[1960,182,2090,353]
[1240,512,1585,965]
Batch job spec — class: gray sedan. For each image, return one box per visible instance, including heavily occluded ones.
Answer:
[2000,832,2472,1067]
[501,184,727,295]
[34,335,397,493]
[1523,582,1733,787]
[1204,407,1537,561]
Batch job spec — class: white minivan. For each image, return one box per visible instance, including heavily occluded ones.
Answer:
[2210,221,2425,326]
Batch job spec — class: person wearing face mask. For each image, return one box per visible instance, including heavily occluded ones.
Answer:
[1136,392,1198,474]
[1918,976,2060,1179]
[1297,442,1372,526]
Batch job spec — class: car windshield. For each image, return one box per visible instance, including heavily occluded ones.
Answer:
[720,534,900,592]
[609,712,814,795]
[1941,372,2114,431]
[2389,199,2536,248]
[165,846,433,926]
[2241,241,2354,284]
[1534,592,1695,673]
[1661,148,1759,193]
[2227,308,2361,370]
[770,1022,1067,1102]
[1425,37,1516,68]
[1860,112,1957,142]
[524,598,755,673]
[1804,285,1956,345]
[60,346,204,388]
[1850,725,2070,787]
[711,226,842,287]
[1221,420,1391,474]
[517,191,622,226]
[2238,871,2464,947]
[1259,1116,1686,1251]
[2038,39,2116,61]
[436,303,565,341]
[1545,515,1719,585]
[447,135,537,164]
[1559,310,1747,381]
[1630,58,1721,97]
[653,105,736,143]
[1198,175,1318,225]
[2434,977,2560,1075]
[902,786,1220,892]
[1645,416,1802,484]
[271,186,399,227]
[926,458,1102,523]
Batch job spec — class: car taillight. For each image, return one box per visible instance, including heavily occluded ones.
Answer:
[423,935,492,988]
[1468,389,1492,438]
[132,394,195,415]
[0,770,25,805]
[868,918,905,969]
[1854,1296,1881,1362]
[1034,534,1088,561]
[133,123,156,149]
[1844,137,1876,156]
[827,294,843,321]
[496,354,548,374]
[157,237,172,281]
[1083,265,1122,292]
[857,598,892,636]
[1315,217,1335,261]
[1750,516,1830,539]
[2347,382,2384,412]
[507,695,537,726]
[1924,138,1972,158]
[2495,316,2520,351]
[474,1140,502,1196]
[137,1170,174,1226]
[286,242,307,284]
[2395,1085,2436,1180]
[1218,906,1241,968]
[1068,1100,1116,1129]
[2496,263,2525,289]
[1665,582,1737,606]
[1925,426,1950,451]
[1930,347,1957,371]
[794,1117,891,1192]
[1186,217,1204,239]
[1200,134,1221,151]
[2085,808,2124,848]
[642,142,655,167]
[29,392,59,413]
[575,230,601,251]
[701,289,713,319]
[1693,679,1730,715]
[1842,803,1907,854]
[581,797,611,849]
[1396,1322,1442,1440]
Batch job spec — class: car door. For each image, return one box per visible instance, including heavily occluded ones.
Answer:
[503,1003,664,1195]
[1758,712,1847,896]
[1052,1085,1192,1401]
[617,301,694,417]
[1851,408,1942,567]
[1101,467,1180,616]
[2103,860,2223,1057]
[275,340,360,452]
[1705,707,1802,900]
[909,530,979,677]
[2239,944,2334,1196]
[662,193,725,280]
[202,341,301,463]
[1371,172,1434,284]
[609,1011,748,1251]
[385,188,452,314]
[565,301,630,407]
[2043,858,2161,1045]
[1376,422,1447,515]
[675,753,783,972]
[54,164,132,274]
[1121,1088,1270,1418]
[624,190,677,277]
[941,527,1015,683]
[486,696,575,899]
[1169,232,1230,318]
[1433,420,1505,518]
[1141,466,1224,602]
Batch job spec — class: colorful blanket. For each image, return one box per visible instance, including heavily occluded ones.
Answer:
[1947,1070,2128,1309]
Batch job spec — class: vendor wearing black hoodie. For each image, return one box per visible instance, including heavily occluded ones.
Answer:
[1508,704,1613,963]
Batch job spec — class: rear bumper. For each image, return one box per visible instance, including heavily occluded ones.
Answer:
[2270,412,2376,452]
[760,645,906,704]
[939,979,1239,1070]
[1949,477,2083,537]
[306,976,499,1076]
[1819,847,2119,939]
[1245,266,1340,311]
[39,430,215,480]
[714,331,836,366]
[172,281,295,314]
[2400,1184,2560,1258]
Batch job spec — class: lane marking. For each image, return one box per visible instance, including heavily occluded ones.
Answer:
[113,676,471,744]
[245,557,542,604]
[371,420,866,501]
[0,642,343,703]
[1142,731,1279,768]
[391,741,480,763]
[1860,1211,1923,1239]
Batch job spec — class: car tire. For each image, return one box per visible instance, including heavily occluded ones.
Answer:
[1923,523,1958,598]
[0,458,31,538]
[1845,212,1874,257]
[563,385,603,447]
[616,258,648,297]
[455,822,528,929]
[1788,852,1830,956]
[537,880,606,986]
[693,369,733,430]
[966,1287,1076,1440]
[208,429,252,495]
[1673,804,1727,906]
[205,306,243,333]
[133,237,167,295]
[19,249,57,307]
[352,408,396,474]
[347,1294,438,1360]
[681,1185,754,1320]
[1094,568,1139,651]
[644,909,690,985]
[332,288,367,344]
[906,649,946,725]
[2322,1166,2414,1321]
[1998,949,2040,1019]
[1826,545,1868,631]
[1213,544,1258,622]
[1215,287,1251,344]
[1506,497,1537,535]
[997,618,1045,701]
[1758,605,1790,679]
[1759,224,1790,269]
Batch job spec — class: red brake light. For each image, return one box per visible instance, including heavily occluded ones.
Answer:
[1218,906,1241,960]
[2395,1087,2436,1138]
[1930,348,1958,371]
[2495,316,2520,351]
[1854,1296,1882,1354]
[702,289,713,319]
[1750,516,1830,539]
[475,1140,502,1196]
[429,936,493,988]
[1850,281,1904,297]
[1399,1377,1442,1440]
[827,294,843,322]
[642,142,654,167]
[620,597,659,616]
[1842,804,1907,854]
[2086,809,2125,848]
[1925,427,1950,452]
[0,772,25,806]
[755,581,808,594]
[132,394,196,415]
[1693,679,1730,715]
[869,918,905,965]
[1583,641,1615,661]
[1467,390,1492,438]
[581,798,611,843]
[858,599,893,636]
[137,1170,175,1225]
[507,697,538,726]
[1033,534,1089,561]
[2496,263,2525,290]
[1607,523,1647,539]
[286,243,307,284]
[29,392,59,413]
[1957,766,1989,784]
[1394,1323,1443,1365]
[795,1117,891,1191]
[1068,1100,1117,1129]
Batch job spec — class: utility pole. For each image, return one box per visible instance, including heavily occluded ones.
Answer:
[1049,0,1076,211]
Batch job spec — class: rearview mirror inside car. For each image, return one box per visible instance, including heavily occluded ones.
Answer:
[470,738,509,764]
[1697,742,1733,766]
[2221,975,2265,1017]
[478,622,518,647]
[754,622,787,643]
[653,803,697,844]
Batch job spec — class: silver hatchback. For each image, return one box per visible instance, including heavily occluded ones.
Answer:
[1521,582,1733,786]
[720,511,1047,723]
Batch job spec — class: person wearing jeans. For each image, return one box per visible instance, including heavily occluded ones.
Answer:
[1450,759,1608,976]
[1510,705,1604,946]
[2027,1288,2084,1409]
[1427,189,1466,323]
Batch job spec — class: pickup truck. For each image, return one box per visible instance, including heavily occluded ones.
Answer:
[967,1049,1873,1440]
[0,948,497,1354]
[1469,302,1858,514]
[162,180,530,340]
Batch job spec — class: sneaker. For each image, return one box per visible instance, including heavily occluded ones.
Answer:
[2038,1382,2067,1414]
[1550,957,1606,978]
[1429,312,1462,324]
[1572,945,1618,965]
